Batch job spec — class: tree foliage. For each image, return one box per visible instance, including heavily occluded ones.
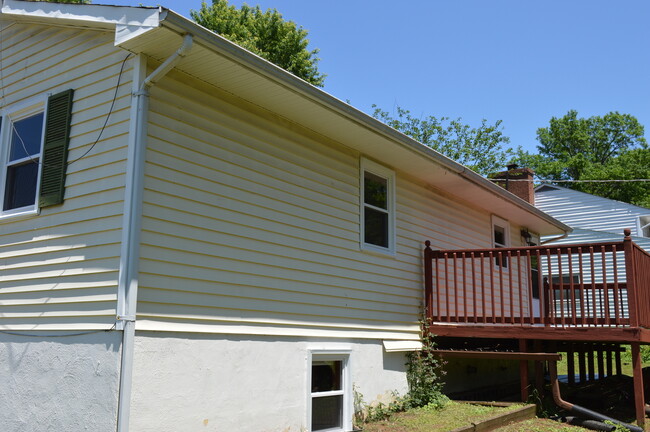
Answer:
[191,0,325,87]
[38,0,91,3]
[515,110,649,207]
[373,105,513,176]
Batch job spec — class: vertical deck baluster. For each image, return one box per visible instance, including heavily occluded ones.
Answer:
[577,248,586,326]
[462,252,467,323]
[471,252,477,323]
[546,249,554,325]
[601,246,610,326]
[557,248,566,327]
[489,251,496,323]
[444,253,450,322]
[509,250,515,324]
[480,252,486,323]
[435,252,440,321]
[589,246,597,326]
[567,249,577,326]
[499,251,505,323]
[526,250,533,325]
[517,250,523,325]
[536,249,544,325]
[611,245,620,325]
[452,252,459,322]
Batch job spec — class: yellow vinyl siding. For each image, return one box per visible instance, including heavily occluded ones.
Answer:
[0,23,130,329]
[138,70,501,340]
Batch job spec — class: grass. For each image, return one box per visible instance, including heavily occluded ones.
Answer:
[361,401,523,432]
[360,401,593,432]
[493,418,589,432]
[556,345,650,377]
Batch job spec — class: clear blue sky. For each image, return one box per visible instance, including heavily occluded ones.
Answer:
[103,0,650,153]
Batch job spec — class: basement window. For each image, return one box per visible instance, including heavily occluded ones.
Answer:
[309,352,351,432]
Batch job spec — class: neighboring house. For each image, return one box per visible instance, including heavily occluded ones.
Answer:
[0,2,571,432]
[533,184,650,333]
[535,183,650,244]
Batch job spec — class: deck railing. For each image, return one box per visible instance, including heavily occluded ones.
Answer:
[423,230,650,329]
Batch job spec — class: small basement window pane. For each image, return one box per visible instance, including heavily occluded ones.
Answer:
[364,171,387,209]
[312,361,342,392]
[9,113,44,161]
[312,395,343,431]
[364,208,389,248]
[4,162,39,210]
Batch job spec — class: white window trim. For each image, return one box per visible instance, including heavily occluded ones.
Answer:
[360,157,396,256]
[307,348,352,432]
[0,95,48,220]
[637,215,650,238]
[491,215,510,269]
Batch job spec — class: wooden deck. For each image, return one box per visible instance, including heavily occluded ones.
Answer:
[423,230,650,426]
[424,230,650,344]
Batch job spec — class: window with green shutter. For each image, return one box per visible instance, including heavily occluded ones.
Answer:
[0,89,73,217]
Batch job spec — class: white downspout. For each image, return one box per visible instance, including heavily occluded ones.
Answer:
[116,34,193,432]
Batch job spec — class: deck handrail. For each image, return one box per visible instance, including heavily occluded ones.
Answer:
[423,230,650,330]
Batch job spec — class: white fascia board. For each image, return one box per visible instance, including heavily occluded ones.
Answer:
[383,340,423,352]
[1,0,160,45]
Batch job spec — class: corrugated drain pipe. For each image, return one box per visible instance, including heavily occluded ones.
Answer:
[549,361,643,432]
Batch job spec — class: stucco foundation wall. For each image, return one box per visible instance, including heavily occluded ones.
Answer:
[0,331,121,432]
[130,332,408,432]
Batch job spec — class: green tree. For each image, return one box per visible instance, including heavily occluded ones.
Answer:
[191,0,325,87]
[38,0,91,3]
[372,105,513,176]
[516,110,648,206]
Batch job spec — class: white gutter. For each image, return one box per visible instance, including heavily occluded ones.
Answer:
[157,10,570,236]
[116,34,193,432]
[541,231,570,245]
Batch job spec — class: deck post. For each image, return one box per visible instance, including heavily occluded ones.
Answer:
[567,345,575,385]
[424,241,433,320]
[631,343,645,428]
[533,340,545,395]
[519,339,529,402]
[578,347,586,383]
[623,229,639,328]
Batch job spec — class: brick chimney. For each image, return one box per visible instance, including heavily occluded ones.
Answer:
[490,164,535,205]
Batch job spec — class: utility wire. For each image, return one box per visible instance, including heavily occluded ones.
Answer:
[10,52,132,168]
[0,322,117,338]
[489,178,650,183]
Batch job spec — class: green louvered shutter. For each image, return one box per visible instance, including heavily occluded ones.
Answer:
[39,89,74,207]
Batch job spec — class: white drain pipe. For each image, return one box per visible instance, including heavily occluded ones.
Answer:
[116,33,193,432]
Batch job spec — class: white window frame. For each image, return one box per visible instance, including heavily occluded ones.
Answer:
[307,349,352,432]
[637,215,650,238]
[491,215,510,268]
[0,96,48,220]
[360,158,396,255]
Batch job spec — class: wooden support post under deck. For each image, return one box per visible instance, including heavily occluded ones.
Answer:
[606,348,613,377]
[534,340,544,395]
[578,349,587,383]
[519,339,529,402]
[615,350,622,375]
[597,346,604,380]
[587,346,595,381]
[567,346,575,385]
[631,343,646,428]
